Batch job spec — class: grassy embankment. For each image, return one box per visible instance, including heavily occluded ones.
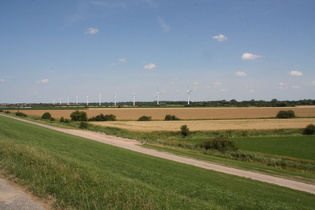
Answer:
[1,115,315,209]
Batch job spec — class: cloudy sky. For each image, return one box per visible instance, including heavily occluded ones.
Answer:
[1,0,315,103]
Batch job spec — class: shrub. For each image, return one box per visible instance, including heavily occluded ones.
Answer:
[180,125,190,137]
[4,111,11,114]
[50,117,55,123]
[60,117,65,122]
[198,137,238,151]
[89,113,116,121]
[79,121,89,129]
[15,112,27,117]
[41,112,52,120]
[138,116,152,121]
[276,110,295,119]
[0,109,3,112]
[303,124,315,135]
[64,118,71,123]
[165,115,180,121]
[70,110,87,121]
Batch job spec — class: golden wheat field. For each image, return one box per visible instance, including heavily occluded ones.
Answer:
[12,106,315,120]
[91,118,315,131]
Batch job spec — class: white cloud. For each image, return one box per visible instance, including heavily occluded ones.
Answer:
[35,79,49,84]
[0,79,5,83]
[242,53,262,60]
[276,82,289,90]
[289,70,303,76]
[144,63,156,69]
[158,17,170,33]
[86,28,99,34]
[291,85,301,89]
[212,34,227,42]
[213,82,222,86]
[235,72,247,77]
[119,58,127,63]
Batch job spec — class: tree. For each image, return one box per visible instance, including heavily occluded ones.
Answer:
[180,125,190,137]
[165,115,180,121]
[70,110,87,121]
[276,110,295,119]
[303,124,315,135]
[138,116,152,121]
[41,112,52,120]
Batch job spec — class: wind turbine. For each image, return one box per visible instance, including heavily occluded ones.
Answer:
[53,99,55,105]
[133,92,136,106]
[99,93,102,106]
[59,97,62,106]
[86,95,89,106]
[114,93,117,106]
[67,96,70,106]
[76,96,79,105]
[187,86,192,105]
[156,88,161,105]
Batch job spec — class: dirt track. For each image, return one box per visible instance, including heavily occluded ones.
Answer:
[1,114,315,195]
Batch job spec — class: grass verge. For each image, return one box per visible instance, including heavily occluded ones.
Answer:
[1,116,315,209]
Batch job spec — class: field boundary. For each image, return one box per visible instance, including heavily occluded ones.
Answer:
[1,114,315,194]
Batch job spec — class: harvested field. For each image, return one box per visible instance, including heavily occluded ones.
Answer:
[10,106,315,120]
[91,118,315,131]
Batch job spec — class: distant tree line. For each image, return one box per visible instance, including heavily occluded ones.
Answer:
[2,99,315,109]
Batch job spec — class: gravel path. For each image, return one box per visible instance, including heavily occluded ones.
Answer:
[0,177,46,210]
[1,114,315,196]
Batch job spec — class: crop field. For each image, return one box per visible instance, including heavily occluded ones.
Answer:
[235,136,315,161]
[1,116,315,209]
[9,106,315,120]
[91,118,315,131]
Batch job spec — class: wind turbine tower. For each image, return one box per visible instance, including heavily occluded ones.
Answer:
[187,87,192,105]
[67,96,70,106]
[99,93,102,106]
[59,97,62,106]
[114,93,117,106]
[86,95,89,106]
[76,96,79,105]
[156,88,161,105]
[133,92,136,106]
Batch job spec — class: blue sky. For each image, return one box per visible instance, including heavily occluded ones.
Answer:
[1,0,315,104]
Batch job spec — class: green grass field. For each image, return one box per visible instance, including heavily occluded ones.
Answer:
[235,136,315,161]
[1,116,315,209]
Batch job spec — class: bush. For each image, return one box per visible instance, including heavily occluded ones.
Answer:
[276,110,295,118]
[41,112,52,120]
[4,111,11,114]
[138,116,152,121]
[70,110,87,121]
[180,125,190,137]
[303,124,315,135]
[15,112,27,117]
[0,109,3,112]
[79,121,89,129]
[89,113,116,121]
[165,115,180,121]
[60,117,65,122]
[50,117,55,123]
[64,118,71,123]
[198,137,238,151]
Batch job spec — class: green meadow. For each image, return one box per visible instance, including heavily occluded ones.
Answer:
[0,115,315,209]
